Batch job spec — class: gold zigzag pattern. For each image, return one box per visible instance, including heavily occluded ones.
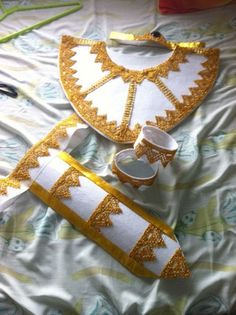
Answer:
[59,37,140,143]
[135,143,175,166]
[0,114,81,195]
[90,41,188,83]
[87,194,122,232]
[50,167,82,199]
[0,178,21,195]
[129,224,166,263]
[160,248,191,278]
[154,48,219,131]
[59,35,219,143]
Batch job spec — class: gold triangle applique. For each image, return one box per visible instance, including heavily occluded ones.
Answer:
[87,195,122,232]
[8,114,80,182]
[135,143,175,166]
[160,248,190,278]
[129,224,166,263]
[50,167,82,199]
[60,35,219,143]
[0,114,81,195]
[0,178,21,195]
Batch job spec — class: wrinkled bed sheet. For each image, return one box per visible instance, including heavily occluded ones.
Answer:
[0,1,236,314]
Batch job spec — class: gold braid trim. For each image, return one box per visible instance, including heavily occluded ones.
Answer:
[81,73,116,96]
[60,37,140,143]
[119,81,137,133]
[0,178,21,195]
[59,35,219,143]
[50,167,82,199]
[0,114,81,195]
[87,194,122,232]
[129,224,166,263]
[90,41,187,83]
[153,48,219,131]
[111,161,157,188]
[153,77,180,107]
[160,248,190,278]
[135,141,176,166]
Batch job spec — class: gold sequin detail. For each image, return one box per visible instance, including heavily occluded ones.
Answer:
[87,194,122,232]
[119,81,137,133]
[60,36,141,143]
[160,248,191,278]
[0,178,21,195]
[59,35,219,143]
[90,41,187,83]
[111,161,157,188]
[153,77,180,107]
[0,114,81,195]
[129,224,166,263]
[81,73,116,96]
[154,48,219,131]
[135,141,176,166]
[50,167,82,199]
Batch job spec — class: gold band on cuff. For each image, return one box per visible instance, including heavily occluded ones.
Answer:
[111,160,157,188]
[30,180,157,278]
[135,140,177,167]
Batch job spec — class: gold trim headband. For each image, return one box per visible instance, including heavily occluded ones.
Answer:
[112,125,178,187]
[134,125,178,167]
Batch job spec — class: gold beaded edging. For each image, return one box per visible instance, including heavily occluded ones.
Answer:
[0,114,81,196]
[90,40,187,83]
[87,194,122,232]
[0,178,21,195]
[129,224,166,263]
[111,160,157,188]
[30,180,158,278]
[50,166,82,199]
[59,35,219,143]
[81,73,116,96]
[160,248,191,278]
[120,81,137,132]
[135,141,176,166]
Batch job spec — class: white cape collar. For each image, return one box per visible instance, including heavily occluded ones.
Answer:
[59,35,219,143]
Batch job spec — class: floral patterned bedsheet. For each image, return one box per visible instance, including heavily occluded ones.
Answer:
[0,1,236,314]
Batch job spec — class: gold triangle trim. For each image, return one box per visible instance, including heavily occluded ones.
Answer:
[0,178,21,195]
[135,143,175,166]
[81,72,116,96]
[50,167,82,199]
[129,224,166,263]
[0,114,81,195]
[87,194,122,232]
[90,41,188,83]
[160,248,191,278]
[59,36,219,143]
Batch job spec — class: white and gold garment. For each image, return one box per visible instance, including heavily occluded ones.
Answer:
[59,32,219,143]
[0,33,220,280]
[30,151,190,279]
[0,115,190,279]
